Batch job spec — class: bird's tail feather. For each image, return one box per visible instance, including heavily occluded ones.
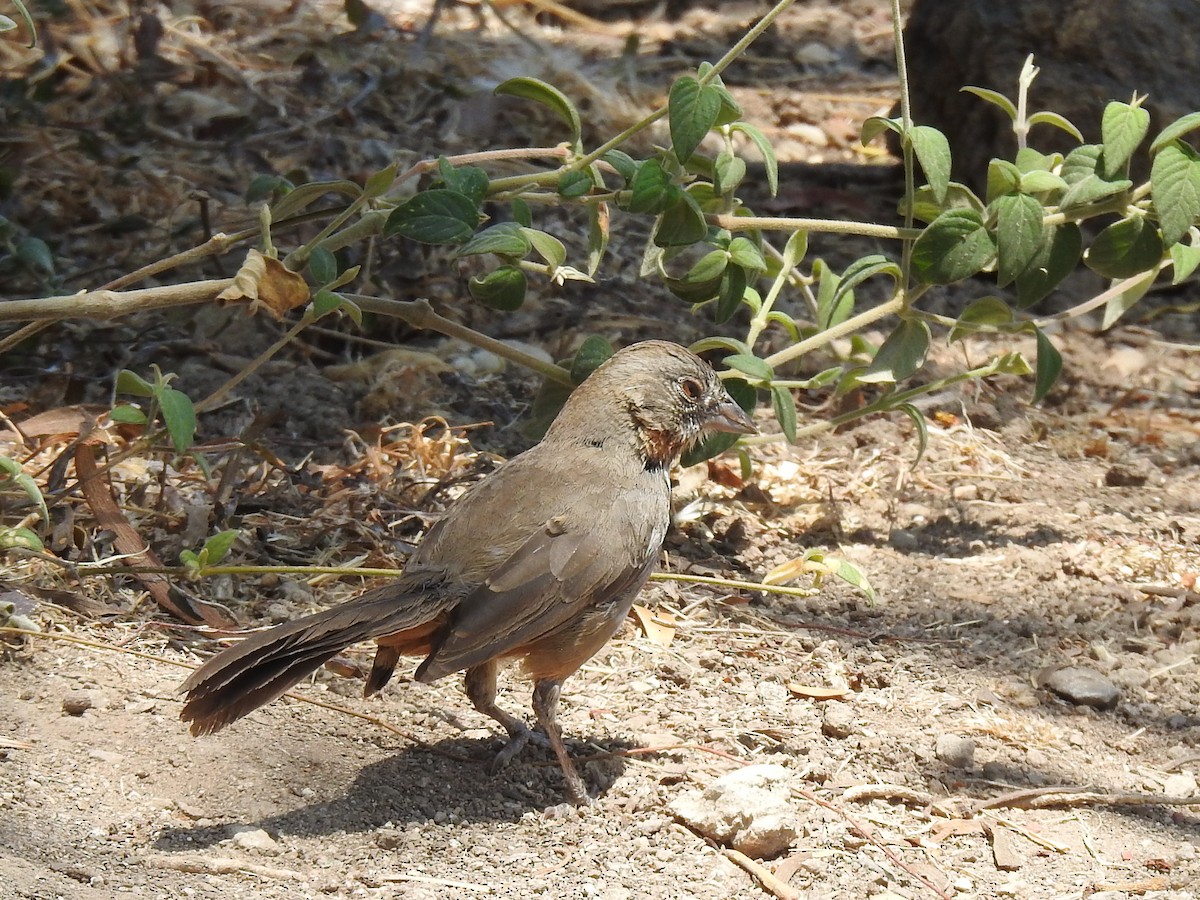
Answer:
[179,586,451,735]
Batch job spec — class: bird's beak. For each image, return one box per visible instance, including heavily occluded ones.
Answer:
[705,400,757,435]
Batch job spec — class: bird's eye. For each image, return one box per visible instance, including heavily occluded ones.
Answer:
[679,377,704,402]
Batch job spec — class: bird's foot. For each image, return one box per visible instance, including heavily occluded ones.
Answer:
[489,724,550,773]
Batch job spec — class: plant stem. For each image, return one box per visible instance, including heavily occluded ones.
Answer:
[711,213,919,241]
[763,295,904,370]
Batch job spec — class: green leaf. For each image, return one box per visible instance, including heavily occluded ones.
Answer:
[271,179,361,219]
[158,386,197,453]
[1058,173,1132,211]
[384,189,479,244]
[108,403,148,425]
[1015,223,1082,307]
[1100,100,1150,178]
[456,222,531,258]
[1170,239,1200,283]
[1150,142,1200,247]
[0,526,43,551]
[1030,326,1062,403]
[731,122,778,196]
[363,161,398,199]
[1150,111,1200,153]
[903,182,984,223]
[663,251,727,304]
[512,198,532,227]
[522,228,567,268]
[985,159,1022,204]
[859,319,931,384]
[814,258,851,329]
[1018,169,1068,195]
[495,77,582,146]
[713,263,748,323]
[897,403,928,468]
[307,245,338,284]
[960,85,1017,119]
[908,125,952,205]
[714,151,747,196]
[16,236,53,274]
[679,378,757,467]
[832,254,901,312]
[728,236,765,271]
[1084,216,1164,279]
[770,385,797,443]
[669,76,722,163]
[602,150,639,184]
[1101,267,1156,330]
[689,336,750,356]
[993,193,1046,286]
[724,353,772,382]
[1026,110,1083,142]
[201,530,240,566]
[1014,148,1061,174]
[245,174,293,204]
[653,191,708,247]
[116,369,155,397]
[586,201,609,277]
[558,169,594,199]
[861,115,901,144]
[911,209,996,284]
[1060,144,1102,184]
[948,296,1015,343]
[571,335,615,384]
[468,265,527,310]
[436,159,489,206]
[628,159,673,214]
[0,455,49,526]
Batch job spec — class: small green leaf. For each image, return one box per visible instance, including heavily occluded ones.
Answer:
[713,264,748,323]
[363,161,399,198]
[653,192,708,247]
[961,85,1017,119]
[571,335,615,384]
[558,169,594,199]
[985,159,1022,204]
[1015,223,1082,307]
[663,251,727,304]
[436,159,489,205]
[1150,142,1200,247]
[861,115,902,144]
[859,319,931,384]
[814,259,852,329]
[908,125,952,205]
[271,179,361,219]
[245,174,293,203]
[1014,148,1061,174]
[201,530,240,566]
[522,228,567,268]
[948,296,1015,343]
[731,122,778,197]
[669,75,722,163]
[1170,239,1200,283]
[1101,267,1156,330]
[1150,111,1200,153]
[16,236,53,274]
[628,159,673,214]
[495,77,582,146]
[1084,216,1164,279]
[1100,100,1150,178]
[1018,169,1068,195]
[1060,144,1102,184]
[679,378,757,467]
[903,182,985,223]
[0,455,49,526]
[771,385,797,442]
[1026,110,1083,142]
[456,222,531,258]
[724,353,772,382]
[897,403,928,468]
[911,209,996,284]
[384,189,479,244]
[108,403,148,425]
[993,193,1046,286]
[1058,173,1132,211]
[728,236,765,271]
[602,150,639,184]
[468,265,527,311]
[158,386,197,453]
[0,526,43,551]
[714,151,747,196]
[1030,326,1062,403]
[116,369,155,397]
[307,245,338,284]
[831,254,901,315]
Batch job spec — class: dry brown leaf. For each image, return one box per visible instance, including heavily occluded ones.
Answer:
[15,404,111,442]
[630,604,676,647]
[217,249,309,320]
[786,683,851,701]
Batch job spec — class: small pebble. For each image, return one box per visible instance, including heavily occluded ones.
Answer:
[1163,773,1198,798]
[821,704,855,739]
[1104,465,1148,487]
[62,691,94,716]
[935,733,976,769]
[1038,666,1120,710]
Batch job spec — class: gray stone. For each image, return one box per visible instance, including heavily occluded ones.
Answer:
[61,690,94,716]
[669,764,800,859]
[935,733,976,769]
[1038,666,1120,710]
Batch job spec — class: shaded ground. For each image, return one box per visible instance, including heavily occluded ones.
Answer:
[2,2,1199,899]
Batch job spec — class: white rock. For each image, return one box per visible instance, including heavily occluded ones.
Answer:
[668,764,799,858]
[1164,773,1198,798]
[228,826,279,854]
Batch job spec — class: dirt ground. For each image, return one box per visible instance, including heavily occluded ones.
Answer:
[3,2,1200,899]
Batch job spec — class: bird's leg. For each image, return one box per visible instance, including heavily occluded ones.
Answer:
[464,662,545,772]
[532,678,590,805]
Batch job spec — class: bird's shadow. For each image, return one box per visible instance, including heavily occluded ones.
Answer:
[154,733,634,850]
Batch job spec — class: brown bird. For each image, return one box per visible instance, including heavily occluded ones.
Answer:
[180,340,756,803]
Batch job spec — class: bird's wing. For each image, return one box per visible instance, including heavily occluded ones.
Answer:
[414,496,665,681]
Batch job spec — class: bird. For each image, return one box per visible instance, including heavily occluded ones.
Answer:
[179,340,756,804]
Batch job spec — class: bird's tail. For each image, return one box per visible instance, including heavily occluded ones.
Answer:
[179,584,452,735]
